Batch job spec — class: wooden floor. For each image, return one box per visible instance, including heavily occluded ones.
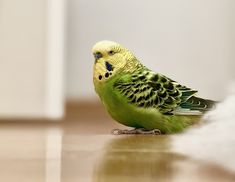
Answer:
[0,101,234,182]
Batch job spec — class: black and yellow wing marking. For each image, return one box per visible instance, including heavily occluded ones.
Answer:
[114,71,199,115]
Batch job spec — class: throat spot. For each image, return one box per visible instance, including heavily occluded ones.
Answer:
[105,72,109,78]
[97,71,113,81]
[98,75,102,80]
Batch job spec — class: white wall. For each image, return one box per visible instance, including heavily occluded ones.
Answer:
[0,0,65,118]
[66,0,235,101]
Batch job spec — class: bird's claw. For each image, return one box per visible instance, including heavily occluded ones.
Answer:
[111,128,161,135]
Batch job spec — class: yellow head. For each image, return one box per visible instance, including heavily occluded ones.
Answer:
[92,40,138,83]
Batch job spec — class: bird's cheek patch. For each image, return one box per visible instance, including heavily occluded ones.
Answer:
[105,61,114,71]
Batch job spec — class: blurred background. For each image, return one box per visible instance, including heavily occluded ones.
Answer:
[0,0,235,119]
[67,0,235,102]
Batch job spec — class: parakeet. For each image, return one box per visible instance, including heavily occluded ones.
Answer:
[92,40,215,134]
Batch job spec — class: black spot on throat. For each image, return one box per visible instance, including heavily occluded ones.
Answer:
[105,72,109,78]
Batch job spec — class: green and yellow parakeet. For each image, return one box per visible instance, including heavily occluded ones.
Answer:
[92,40,215,134]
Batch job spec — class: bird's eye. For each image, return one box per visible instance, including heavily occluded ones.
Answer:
[94,52,103,60]
[108,50,115,55]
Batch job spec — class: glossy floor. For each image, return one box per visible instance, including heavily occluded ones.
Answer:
[0,101,235,182]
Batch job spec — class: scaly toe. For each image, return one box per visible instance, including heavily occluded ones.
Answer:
[135,128,161,135]
[111,129,126,135]
[111,128,161,135]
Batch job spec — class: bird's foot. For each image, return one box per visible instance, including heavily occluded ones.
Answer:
[111,128,161,135]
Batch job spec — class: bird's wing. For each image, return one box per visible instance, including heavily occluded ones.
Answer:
[114,71,199,115]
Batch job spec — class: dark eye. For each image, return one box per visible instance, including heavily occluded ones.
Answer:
[108,50,115,55]
[94,52,103,60]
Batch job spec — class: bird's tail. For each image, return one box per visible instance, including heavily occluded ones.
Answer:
[179,96,216,113]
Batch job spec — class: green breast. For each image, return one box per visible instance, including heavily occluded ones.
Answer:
[95,75,141,127]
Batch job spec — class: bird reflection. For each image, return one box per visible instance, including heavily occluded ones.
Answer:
[92,135,235,182]
[93,136,183,182]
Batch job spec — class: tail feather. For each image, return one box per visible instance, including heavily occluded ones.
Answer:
[179,96,216,113]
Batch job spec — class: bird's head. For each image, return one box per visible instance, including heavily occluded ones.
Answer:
[92,40,138,82]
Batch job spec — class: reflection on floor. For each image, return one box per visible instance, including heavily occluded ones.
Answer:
[0,101,234,182]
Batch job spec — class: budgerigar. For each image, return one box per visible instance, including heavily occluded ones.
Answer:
[92,40,215,134]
